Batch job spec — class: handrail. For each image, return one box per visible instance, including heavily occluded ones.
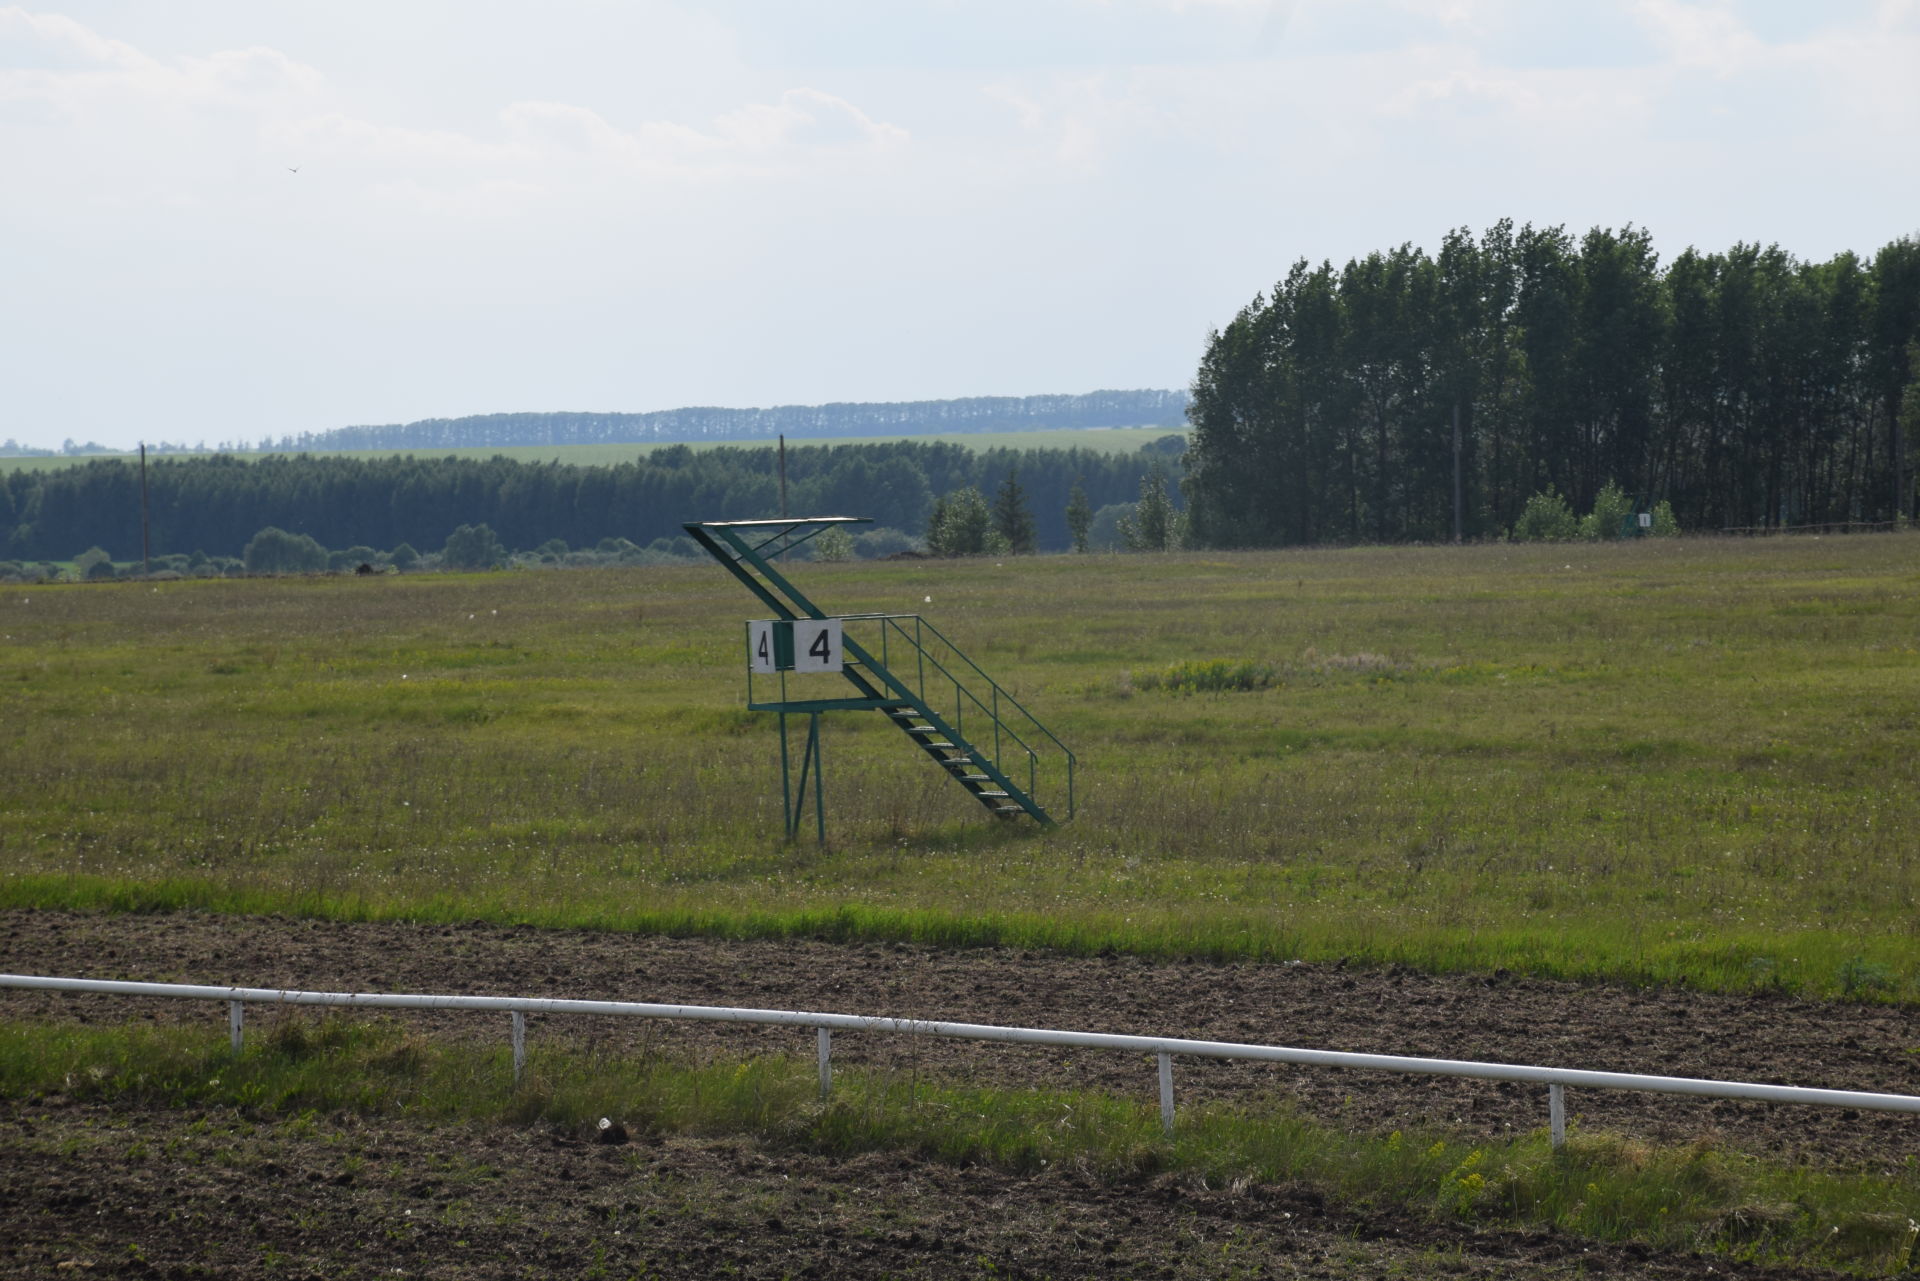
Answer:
[5,974,1915,1147]
[848,614,1074,762]
[845,614,1075,817]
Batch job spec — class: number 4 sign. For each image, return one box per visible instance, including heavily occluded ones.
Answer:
[792,618,843,673]
[748,620,779,674]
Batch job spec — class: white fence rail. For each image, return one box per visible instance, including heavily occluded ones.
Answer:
[6,973,1918,1147]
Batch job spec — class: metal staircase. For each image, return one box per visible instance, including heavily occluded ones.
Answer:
[685,517,1075,828]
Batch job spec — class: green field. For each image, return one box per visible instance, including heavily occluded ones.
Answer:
[3,533,1916,999]
[0,425,1187,473]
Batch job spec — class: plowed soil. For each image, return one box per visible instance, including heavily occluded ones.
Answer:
[3,909,1916,1278]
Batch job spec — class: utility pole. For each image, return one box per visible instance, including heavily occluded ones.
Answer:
[139,443,152,575]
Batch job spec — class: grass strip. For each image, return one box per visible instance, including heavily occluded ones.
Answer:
[3,1017,1916,1274]
[4,872,1912,1003]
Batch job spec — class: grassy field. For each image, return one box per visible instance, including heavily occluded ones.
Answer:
[0,425,1187,473]
[3,533,1916,999]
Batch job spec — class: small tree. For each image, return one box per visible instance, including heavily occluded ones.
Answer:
[1120,462,1178,551]
[1065,481,1092,553]
[243,527,328,573]
[389,542,420,571]
[1510,487,1578,541]
[991,467,1037,554]
[442,523,506,570]
[1649,500,1680,536]
[927,486,992,556]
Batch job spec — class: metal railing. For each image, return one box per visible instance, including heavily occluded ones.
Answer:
[848,613,1075,819]
[6,973,1917,1147]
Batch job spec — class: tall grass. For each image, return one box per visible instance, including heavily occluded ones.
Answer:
[4,1017,1916,1274]
[2,537,1918,996]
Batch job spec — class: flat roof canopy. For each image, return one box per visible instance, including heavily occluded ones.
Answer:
[691,516,869,528]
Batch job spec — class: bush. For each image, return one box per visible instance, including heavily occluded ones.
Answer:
[1650,500,1680,537]
[1580,481,1637,541]
[1511,488,1578,541]
[813,526,855,562]
[443,524,507,570]
[854,527,920,559]
[243,527,328,574]
[327,545,381,572]
[389,542,420,571]
[1135,658,1278,695]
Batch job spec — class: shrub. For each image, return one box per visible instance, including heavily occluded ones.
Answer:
[1135,658,1278,695]
[813,526,855,562]
[1650,500,1680,537]
[442,524,507,570]
[1580,481,1637,541]
[854,527,919,559]
[1511,487,1578,541]
[243,527,328,574]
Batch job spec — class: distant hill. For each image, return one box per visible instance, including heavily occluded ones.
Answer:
[252,390,1190,453]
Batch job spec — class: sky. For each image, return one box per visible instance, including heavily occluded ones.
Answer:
[2,1,1917,451]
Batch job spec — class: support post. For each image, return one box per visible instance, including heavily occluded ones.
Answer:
[781,712,826,843]
[1549,1083,1566,1149]
[810,712,825,846]
[511,1011,526,1084]
[817,1028,832,1099]
[228,1000,243,1055]
[778,711,793,837]
[1158,1051,1175,1136]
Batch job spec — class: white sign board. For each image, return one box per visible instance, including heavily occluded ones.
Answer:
[792,618,844,673]
[748,620,778,674]
[1638,512,1652,529]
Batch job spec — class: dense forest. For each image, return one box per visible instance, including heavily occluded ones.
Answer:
[1185,223,1920,546]
[0,438,1184,566]
[237,390,1190,454]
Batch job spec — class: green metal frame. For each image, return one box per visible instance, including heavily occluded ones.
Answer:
[686,516,1076,839]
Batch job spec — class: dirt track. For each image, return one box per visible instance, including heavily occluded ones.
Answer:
[2,910,1916,1278]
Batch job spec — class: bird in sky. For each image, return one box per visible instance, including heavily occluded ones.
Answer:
[287,166,301,173]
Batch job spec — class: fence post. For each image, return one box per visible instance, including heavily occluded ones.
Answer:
[228,1001,243,1055]
[817,1028,833,1099]
[1549,1083,1566,1149]
[1158,1052,1175,1136]
[511,1012,526,1084]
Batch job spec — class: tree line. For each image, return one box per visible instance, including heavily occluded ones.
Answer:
[237,390,1189,454]
[1184,223,1920,546]
[0,438,1185,566]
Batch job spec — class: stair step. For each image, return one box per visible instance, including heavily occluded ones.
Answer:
[940,755,974,765]
[922,741,957,750]
[992,804,1025,814]
[953,773,990,783]
[904,726,942,735]
[973,789,1009,798]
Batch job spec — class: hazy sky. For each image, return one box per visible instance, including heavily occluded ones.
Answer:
[4,1,1917,450]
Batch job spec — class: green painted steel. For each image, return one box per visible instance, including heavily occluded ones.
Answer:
[686,517,1076,834]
